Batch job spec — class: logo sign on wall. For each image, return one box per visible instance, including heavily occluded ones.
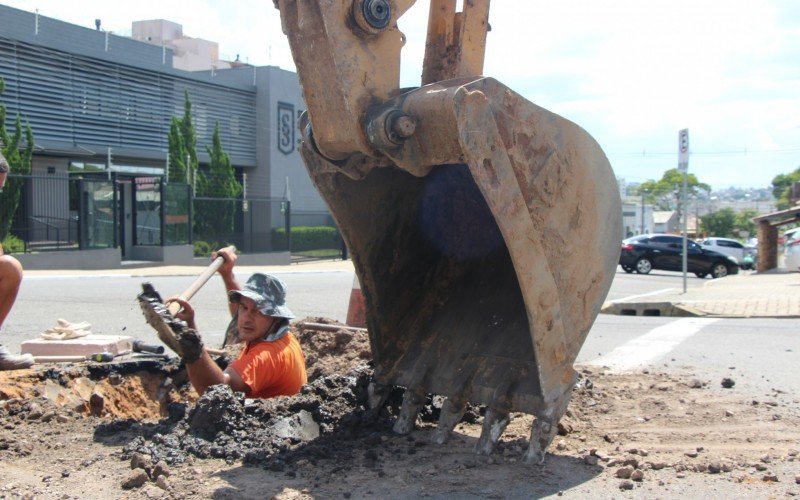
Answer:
[277,102,295,155]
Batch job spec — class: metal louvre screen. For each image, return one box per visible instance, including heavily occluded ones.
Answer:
[0,37,256,164]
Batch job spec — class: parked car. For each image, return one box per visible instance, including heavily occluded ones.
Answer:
[620,234,740,278]
[785,229,800,272]
[700,237,749,265]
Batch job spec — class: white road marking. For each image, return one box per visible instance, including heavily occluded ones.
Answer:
[586,317,720,372]
[609,288,675,303]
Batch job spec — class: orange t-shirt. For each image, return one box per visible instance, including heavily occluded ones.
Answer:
[228,333,307,398]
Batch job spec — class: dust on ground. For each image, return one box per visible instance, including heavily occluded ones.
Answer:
[0,318,798,499]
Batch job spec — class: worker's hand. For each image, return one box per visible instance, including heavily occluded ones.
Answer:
[165,296,197,331]
[213,246,238,277]
[177,329,205,364]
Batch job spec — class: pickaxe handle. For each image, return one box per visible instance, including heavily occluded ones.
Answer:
[167,255,227,316]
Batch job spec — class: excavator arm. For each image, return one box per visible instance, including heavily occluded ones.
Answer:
[275,0,622,463]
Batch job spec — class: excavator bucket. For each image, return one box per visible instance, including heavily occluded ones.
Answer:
[275,0,621,463]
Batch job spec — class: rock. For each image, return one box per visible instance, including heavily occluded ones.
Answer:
[708,463,721,474]
[584,455,598,466]
[685,450,698,458]
[152,461,170,479]
[89,393,104,417]
[631,470,644,482]
[638,449,649,457]
[649,462,666,470]
[721,463,733,473]
[688,379,705,389]
[622,458,639,469]
[795,475,800,484]
[555,441,567,451]
[694,463,708,473]
[754,463,768,471]
[788,450,798,457]
[760,454,771,463]
[40,411,57,423]
[721,378,735,389]
[56,414,70,424]
[130,453,151,471]
[724,410,734,417]
[619,480,634,491]
[61,470,70,478]
[26,403,43,420]
[155,475,170,491]
[616,467,634,479]
[762,474,778,482]
[121,470,149,490]
[603,434,615,443]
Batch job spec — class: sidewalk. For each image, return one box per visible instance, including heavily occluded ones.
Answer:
[23,258,356,278]
[602,270,800,318]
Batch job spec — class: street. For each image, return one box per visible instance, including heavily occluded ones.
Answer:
[5,265,797,401]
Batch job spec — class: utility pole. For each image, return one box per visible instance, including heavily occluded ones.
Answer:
[678,129,690,294]
[640,190,646,234]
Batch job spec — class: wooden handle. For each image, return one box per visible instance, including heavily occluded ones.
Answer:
[167,248,233,316]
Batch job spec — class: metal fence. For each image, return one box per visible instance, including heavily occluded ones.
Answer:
[0,174,341,259]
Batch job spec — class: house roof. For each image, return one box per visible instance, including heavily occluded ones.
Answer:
[653,211,676,224]
[752,205,800,227]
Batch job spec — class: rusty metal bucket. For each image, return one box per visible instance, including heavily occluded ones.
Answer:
[277,0,621,462]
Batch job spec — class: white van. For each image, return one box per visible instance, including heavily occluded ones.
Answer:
[700,237,747,263]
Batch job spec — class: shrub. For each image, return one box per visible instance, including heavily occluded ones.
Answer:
[271,226,339,251]
[193,240,211,257]
[1,234,25,254]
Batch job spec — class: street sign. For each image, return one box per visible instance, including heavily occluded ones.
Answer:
[678,128,689,171]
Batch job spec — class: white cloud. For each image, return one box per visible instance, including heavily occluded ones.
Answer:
[5,0,799,188]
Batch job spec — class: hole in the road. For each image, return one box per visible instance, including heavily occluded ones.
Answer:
[620,309,637,316]
[643,309,661,316]
[0,361,191,420]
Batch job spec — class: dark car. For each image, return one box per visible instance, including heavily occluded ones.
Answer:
[619,234,740,278]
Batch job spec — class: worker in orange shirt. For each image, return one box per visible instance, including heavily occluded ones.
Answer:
[167,247,306,398]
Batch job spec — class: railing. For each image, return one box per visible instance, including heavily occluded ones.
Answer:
[27,215,79,251]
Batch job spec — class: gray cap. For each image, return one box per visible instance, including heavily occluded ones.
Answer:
[228,273,294,319]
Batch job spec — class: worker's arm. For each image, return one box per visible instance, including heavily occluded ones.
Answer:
[168,296,249,396]
[213,246,240,317]
[183,347,249,396]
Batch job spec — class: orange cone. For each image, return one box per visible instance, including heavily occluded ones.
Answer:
[346,275,367,328]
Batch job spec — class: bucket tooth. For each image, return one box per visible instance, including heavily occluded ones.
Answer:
[393,388,426,435]
[432,397,466,445]
[367,380,389,411]
[475,407,510,455]
[523,417,558,465]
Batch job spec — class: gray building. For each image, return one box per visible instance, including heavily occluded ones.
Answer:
[0,4,327,264]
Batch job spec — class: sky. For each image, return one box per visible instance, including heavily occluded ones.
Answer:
[3,0,800,190]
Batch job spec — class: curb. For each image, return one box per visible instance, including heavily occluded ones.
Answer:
[600,301,706,318]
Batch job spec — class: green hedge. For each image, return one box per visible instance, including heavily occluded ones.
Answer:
[271,226,339,251]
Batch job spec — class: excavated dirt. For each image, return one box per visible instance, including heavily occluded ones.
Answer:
[0,319,798,498]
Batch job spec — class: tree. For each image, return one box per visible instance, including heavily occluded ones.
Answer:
[771,168,800,210]
[167,117,188,183]
[194,121,242,245]
[0,78,34,241]
[734,208,758,238]
[636,168,711,216]
[167,90,198,185]
[700,208,736,238]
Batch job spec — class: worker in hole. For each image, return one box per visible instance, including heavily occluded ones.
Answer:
[167,247,307,397]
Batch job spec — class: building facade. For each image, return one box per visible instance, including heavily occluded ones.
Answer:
[0,4,328,262]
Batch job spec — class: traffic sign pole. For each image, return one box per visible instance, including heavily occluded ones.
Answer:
[678,129,690,294]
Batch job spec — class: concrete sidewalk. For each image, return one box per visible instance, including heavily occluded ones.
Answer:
[23,258,356,278]
[602,270,800,318]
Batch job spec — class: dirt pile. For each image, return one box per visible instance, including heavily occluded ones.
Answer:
[292,318,372,382]
[110,365,386,468]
